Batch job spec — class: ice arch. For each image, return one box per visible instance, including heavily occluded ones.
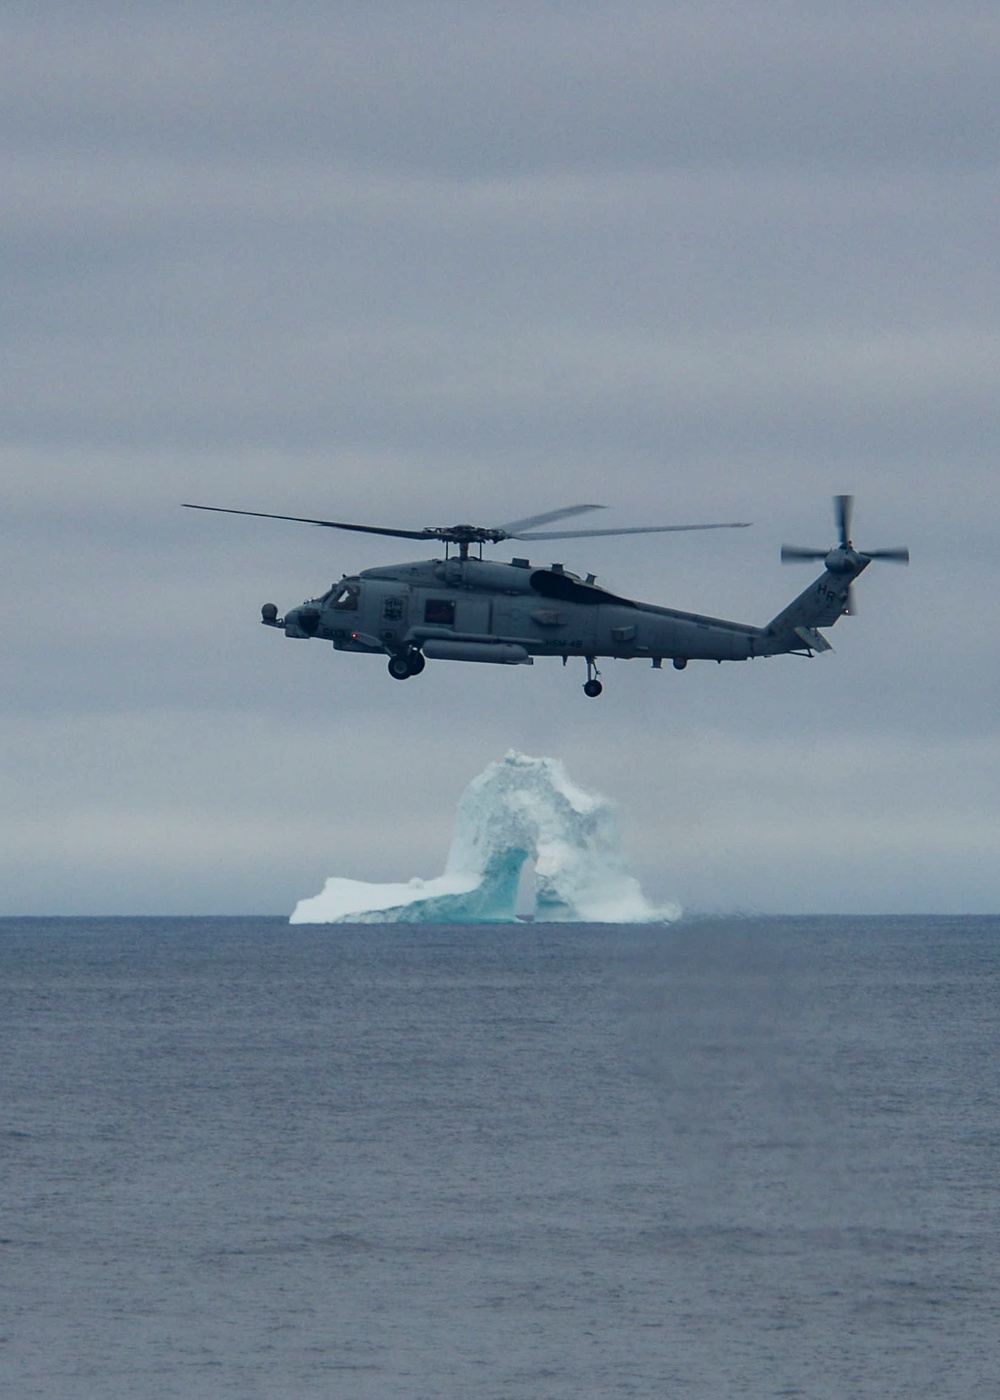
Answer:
[290,751,677,924]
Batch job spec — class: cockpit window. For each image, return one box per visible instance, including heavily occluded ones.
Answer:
[331,582,360,611]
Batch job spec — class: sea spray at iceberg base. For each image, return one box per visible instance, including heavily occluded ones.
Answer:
[290,751,678,924]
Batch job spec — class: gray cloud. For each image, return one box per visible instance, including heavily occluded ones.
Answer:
[2,2,997,913]
[5,4,997,174]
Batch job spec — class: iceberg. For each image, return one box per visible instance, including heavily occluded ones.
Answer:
[290,751,678,924]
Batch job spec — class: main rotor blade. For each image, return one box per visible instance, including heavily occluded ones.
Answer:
[182,504,430,541]
[498,503,604,534]
[514,521,751,541]
[835,494,854,547]
[863,547,910,563]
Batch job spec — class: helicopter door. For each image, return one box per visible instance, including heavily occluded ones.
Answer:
[455,597,492,636]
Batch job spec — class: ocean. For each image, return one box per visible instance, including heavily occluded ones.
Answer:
[2,915,997,1398]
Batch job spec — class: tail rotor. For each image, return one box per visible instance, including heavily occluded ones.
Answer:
[780,495,909,618]
[781,494,909,568]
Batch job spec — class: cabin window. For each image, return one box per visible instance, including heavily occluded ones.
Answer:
[424,598,455,625]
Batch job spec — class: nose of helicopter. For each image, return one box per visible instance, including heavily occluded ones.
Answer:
[267,602,321,637]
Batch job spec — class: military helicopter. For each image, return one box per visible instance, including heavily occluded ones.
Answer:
[184,494,907,697]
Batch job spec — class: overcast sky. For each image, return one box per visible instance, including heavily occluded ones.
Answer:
[3,1,998,915]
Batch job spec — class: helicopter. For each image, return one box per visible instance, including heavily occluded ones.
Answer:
[183,495,908,697]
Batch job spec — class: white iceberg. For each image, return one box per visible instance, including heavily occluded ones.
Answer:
[290,751,678,924]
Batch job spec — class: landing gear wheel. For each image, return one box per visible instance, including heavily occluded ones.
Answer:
[583,678,603,698]
[406,650,425,676]
[388,655,411,680]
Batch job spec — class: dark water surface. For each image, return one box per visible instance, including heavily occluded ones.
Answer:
[2,916,998,1398]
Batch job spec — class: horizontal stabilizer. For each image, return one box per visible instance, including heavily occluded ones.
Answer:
[793,625,832,654]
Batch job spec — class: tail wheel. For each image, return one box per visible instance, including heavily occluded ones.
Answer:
[583,678,603,698]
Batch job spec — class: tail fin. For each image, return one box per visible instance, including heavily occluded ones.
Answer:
[763,498,908,657]
[760,561,869,656]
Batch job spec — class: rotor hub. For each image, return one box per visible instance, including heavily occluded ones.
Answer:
[428,524,507,545]
[824,546,861,573]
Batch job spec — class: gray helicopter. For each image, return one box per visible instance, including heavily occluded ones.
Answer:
[184,495,907,697]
